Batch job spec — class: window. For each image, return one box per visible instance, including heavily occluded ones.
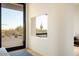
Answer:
[36,14,48,37]
[31,14,48,38]
[0,3,26,51]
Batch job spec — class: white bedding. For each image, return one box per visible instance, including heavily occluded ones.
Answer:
[0,48,9,56]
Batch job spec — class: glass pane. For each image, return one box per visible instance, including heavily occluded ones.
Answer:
[1,4,24,48]
[36,15,48,37]
[31,14,48,38]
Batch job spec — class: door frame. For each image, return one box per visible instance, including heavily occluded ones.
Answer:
[0,3,26,51]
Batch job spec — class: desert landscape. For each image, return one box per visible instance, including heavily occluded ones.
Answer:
[2,26,23,48]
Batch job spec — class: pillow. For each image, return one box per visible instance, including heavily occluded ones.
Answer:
[0,48,9,56]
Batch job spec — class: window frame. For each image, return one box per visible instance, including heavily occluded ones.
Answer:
[0,3,26,51]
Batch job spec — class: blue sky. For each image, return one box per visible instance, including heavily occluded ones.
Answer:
[2,8,23,30]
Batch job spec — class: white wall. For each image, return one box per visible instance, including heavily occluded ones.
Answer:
[28,3,75,56]
[26,4,29,48]
[74,5,79,36]
[31,17,36,36]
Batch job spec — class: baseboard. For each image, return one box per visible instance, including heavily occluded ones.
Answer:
[26,48,43,56]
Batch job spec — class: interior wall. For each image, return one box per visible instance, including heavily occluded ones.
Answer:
[27,3,75,56]
[26,4,29,48]
[74,5,79,36]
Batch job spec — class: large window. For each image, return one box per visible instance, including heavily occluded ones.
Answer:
[0,3,26,51]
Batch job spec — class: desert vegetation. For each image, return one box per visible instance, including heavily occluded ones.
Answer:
[2,26,23,48]
[2,26,23,38]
